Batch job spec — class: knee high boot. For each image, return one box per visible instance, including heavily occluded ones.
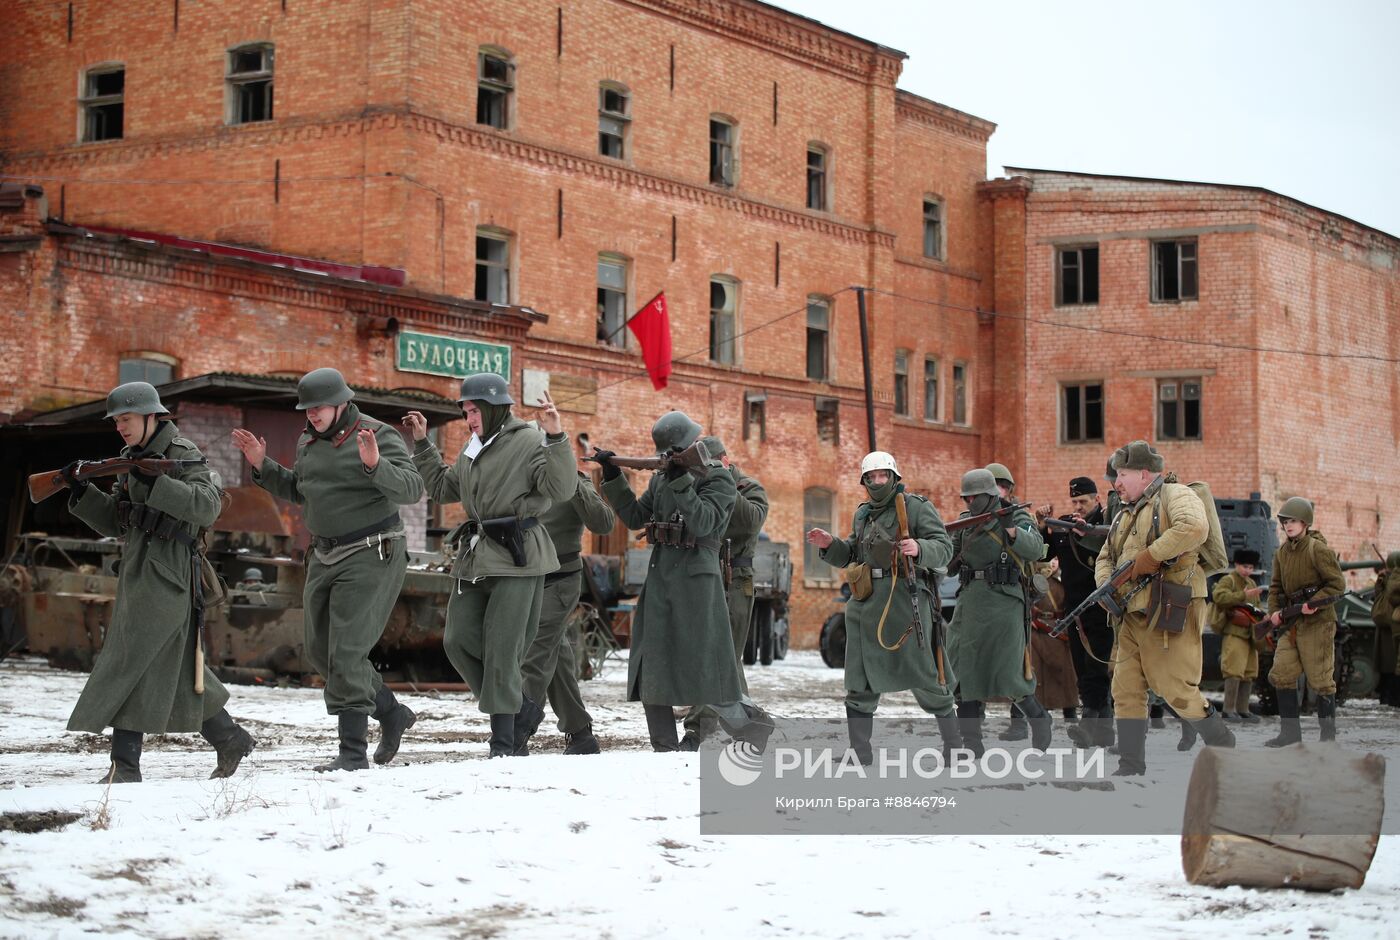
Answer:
[1189,704,1236,748]
[372,686,416,765]
[1015,695,1054,750]
[199,709,256,779]
[1221,679,1242,721]
[846,705,874,766]
[934,711,964,763]
[1265,688,1302,747]
[1316,694,1336,742]
[1067,707,1099,748]
[1236,680,1260,724]
[101,729,143,784]
[956,701,985,758]
[510,696,544,757]
[488,714,516,758]
[1111,719,1147,776]
[644,704,680,753]
[315,713,369,772]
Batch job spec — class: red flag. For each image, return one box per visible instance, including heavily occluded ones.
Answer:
[627,292,673,390]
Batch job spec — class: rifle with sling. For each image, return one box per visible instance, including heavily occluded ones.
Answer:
[943,501,1031,534]
[583,440,713,479]
[890,490,945,681]
[1043,517,1112,539]
[1250,591,1346,644]
[29,457,208,502]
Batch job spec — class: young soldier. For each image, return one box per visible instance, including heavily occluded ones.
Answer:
[514,461,615,755]
[593,412,772,752]
[946,468,1052,754]
[806,452,962,764]
[1093,441,1234,775]
[69,382,254,783]
[233,368,422,772]
[682,435,770,750]
[1210,549,1263,723]
[405,375,575,758]
[1265,497,1346,745]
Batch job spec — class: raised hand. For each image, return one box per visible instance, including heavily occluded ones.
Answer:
[806,528,834,549]
[535,389,563,436]
[357,428,380,470]
[230,428,267,467]
[402,411,429,441]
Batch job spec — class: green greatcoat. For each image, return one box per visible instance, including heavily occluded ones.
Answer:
[67,421,230,734]
[722,466,769,678]
[945,504,1045,702]
[602,465,742,706]
[819,491,954,699]
[413,415,576,713]
[522,471,616,732]
[253,403,424,714]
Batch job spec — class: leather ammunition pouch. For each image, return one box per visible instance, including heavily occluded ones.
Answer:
[845,563,873,601]
[116,500,196,549]
[1148,578,1192,634]
[959,561,1022,587]
[643,520,721,552]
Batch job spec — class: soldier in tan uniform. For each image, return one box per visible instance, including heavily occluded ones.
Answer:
[1210,549,1263,723]
[1093,441,1234,775]
[1265,497,1346,745]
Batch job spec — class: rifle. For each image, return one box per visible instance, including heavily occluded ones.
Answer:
[893,490,942,682]
[585,440,713,478]
[29,457,208,503]
[1250,593,1345,644]
[1049,557,1156,638]
[1043,517,1111,539]
[944,501,1032,534]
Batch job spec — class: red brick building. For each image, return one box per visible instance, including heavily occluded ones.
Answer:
[988,169,1400,567]
[1,0,1001,644]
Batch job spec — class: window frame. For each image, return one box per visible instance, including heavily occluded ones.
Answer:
[79,64,125,143]
[596,253,630,348]
[952,360,969,426]
[806,143,830,212]
[814,396,840,446]
[118,353,176,386]
[1157,377,1203,441]
[923,356,940,423]
[1056,244,1100,306]
[805,295,830,382]
[922,196,944,260]
[893,348,910,417]
[598,82,631,160]
[744,390,767,442]
[803,486,837,582]
[226,43,274,126]
[476,47,515,130]
[1150,238,1199,303]
[474,228,513,304]
[1059,381,1105,444]
[709,114,737,188]
[708,275,739,366]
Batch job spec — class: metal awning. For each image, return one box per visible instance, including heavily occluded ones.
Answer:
[7,372,461,437]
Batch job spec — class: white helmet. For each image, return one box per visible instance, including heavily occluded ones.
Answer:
[860,451,900,480]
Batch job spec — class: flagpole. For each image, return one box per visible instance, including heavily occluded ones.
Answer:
[855,286,877,451]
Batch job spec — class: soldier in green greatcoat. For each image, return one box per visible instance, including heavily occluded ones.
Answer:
[233,368,423,772]
[681,435,770,749]
[946,468,1053,754]
[807,451,963,764]
[68,382,254,783]
[405,374,575,757]
[513,466,615,755]
[593,412,773,752]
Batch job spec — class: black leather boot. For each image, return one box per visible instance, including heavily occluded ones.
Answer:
[488,713,515,758]
[998,708,1029,741]
[372,686,416,765]
[315,713,369,772]
[1094,704,1116,747]
[564,723,601,755]
[1265,688,1302,748]
[1176,713,1198,751]
[1016,695,1054,750]
[1067,707,1098,748]
[199,709,256,779]
[1111,719,1147,776]
[1063,707,1078,724]
[1191,705,1237,748]
[956,701,985,758]
[510,696,544,756]
[1317,694,1336,742]
[644,704,680,752]
[101,729,143,784]
[846,705,874,766]
[1148,702,1166,729]
[934,710,964,762]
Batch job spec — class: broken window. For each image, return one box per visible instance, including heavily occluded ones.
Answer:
[924,357,940,422]
[806,297,829,381]
[922,198,943,259]
[80,66,124,142]
[815,396,839,445]
[744,390,767,442]
[1152,239,1198,302]
[952,361,968,425]
[1057,245,1100,305]
[227,44,273,125]
[597,255,628,347]
[894,349,910,417]
[806,144,828,211]
[803,487,835,580]
[709,116,736,187]
[1158,378,1202,441]
[1061,382,1104,443]
[599,84,630,159]
[475,230,511,304]
[477,49,514,129]
[118,355,174,386]
[709,277,738,365]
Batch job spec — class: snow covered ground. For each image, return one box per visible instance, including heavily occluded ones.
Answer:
[1,650,1397,939]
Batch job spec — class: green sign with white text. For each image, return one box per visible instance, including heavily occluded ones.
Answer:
[396,330,511,380]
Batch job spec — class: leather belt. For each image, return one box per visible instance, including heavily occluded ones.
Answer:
[313,512,401,551]
[544,568,581,585]
[870,567,893,579]
[555,551,580,565]
[731,555,754,568]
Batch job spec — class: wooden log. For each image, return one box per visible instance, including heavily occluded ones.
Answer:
[1181,743,1386,890]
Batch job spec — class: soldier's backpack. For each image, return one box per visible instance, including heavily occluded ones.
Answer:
[1161,475,1228,573]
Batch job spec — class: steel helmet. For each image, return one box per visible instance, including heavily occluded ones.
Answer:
[1277,496,1314,526]
[104,382,170,418]
[985,462,1015,487]
[651,411,703,452]
[859,451,900,481]
[457,372,514,406]
[296,368,355,411]
[960,468,999,498]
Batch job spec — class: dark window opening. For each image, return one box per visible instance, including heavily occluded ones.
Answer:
[806,147,827,211]
[815,397,839,445]
[475,233,510,303]
[599,86,629,159]
[1158,379,1202,441]
[922,200,942,259]
[1152,240,1198,302]
[597,257,627,347]
[709,278,737,365]
[228,45,274,125]
[709,118,735,187]
[806,299,829,381]
[1061,382,1104,443]
[952,362,968,425]
[923,358,940,421]
[1057,246,1099,305]
[744,391,767,442]
[476,52,514,129]
[894,350,909,417]
[81,68,125,142]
